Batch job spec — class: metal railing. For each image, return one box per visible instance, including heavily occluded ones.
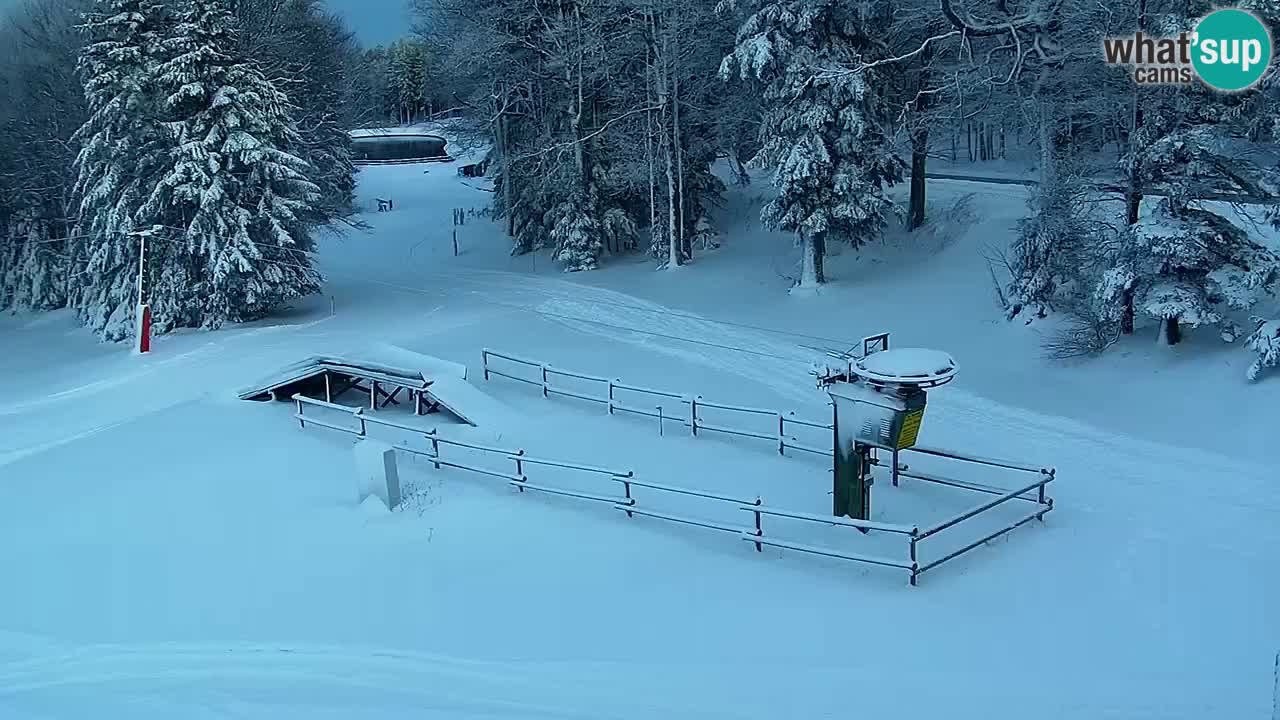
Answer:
[292,392,1054,586]
[869,446,1056,584]
[481,348,832,458]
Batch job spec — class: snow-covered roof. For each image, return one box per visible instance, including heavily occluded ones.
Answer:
[854,348,958,387]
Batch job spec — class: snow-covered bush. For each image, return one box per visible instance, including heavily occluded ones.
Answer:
[1245,318,1280,381]
[548,196,604,272]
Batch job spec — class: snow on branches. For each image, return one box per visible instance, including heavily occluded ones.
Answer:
[1245,317,1280,381]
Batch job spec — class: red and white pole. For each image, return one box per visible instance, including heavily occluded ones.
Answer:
[135,229,151,354]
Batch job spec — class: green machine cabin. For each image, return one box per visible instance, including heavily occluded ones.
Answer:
[820,345,957,524]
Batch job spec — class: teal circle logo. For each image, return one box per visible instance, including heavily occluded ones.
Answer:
[1191,9,1272,91]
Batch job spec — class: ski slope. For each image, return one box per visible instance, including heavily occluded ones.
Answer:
[0,162,1276,719]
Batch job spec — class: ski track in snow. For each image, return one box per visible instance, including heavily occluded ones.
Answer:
[0,643,742,720]
[0,341,221,417]
[446,269,1276,518]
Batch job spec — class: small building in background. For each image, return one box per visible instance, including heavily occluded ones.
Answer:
[349,128,449,165]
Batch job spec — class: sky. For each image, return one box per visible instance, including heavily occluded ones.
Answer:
[324,0,412,46]
[0,0,411,48]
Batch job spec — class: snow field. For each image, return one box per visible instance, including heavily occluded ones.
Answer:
[0,161,1275,718]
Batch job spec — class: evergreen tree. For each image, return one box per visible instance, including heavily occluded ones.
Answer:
[1095,175,1279,345]
[720,0,901,290]
[235,0,359,220]
[71,0,170,338]
[0,0,88,313]
[142,0,322,331]
[1245,317,1280,381]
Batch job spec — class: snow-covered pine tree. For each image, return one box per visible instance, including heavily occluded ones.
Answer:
[142,0,322,330]
[71,0,171,338]
[1095,98,1280,345]
[1245,317,1280,381]
[720,0,901,291]
[0,215,69,311]
[1095,134,1280,345]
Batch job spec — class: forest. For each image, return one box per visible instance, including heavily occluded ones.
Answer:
[2,0,1279,378]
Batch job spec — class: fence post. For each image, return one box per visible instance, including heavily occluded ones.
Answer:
[657,406,664,437]
[482,350,489,381]
[689,395,699,437]
[428,430,440,469]
[1272,650,1278,720]
[1039,469,1052,506]
[892,449,900,487]
[622,478,633,517]
[356,408,366,437]
[751,497,763,552]
[370,380,378,410]
[514,452,525,491]
[296,397,305,428]
[777,413,785,455]
[909,529,920,587]
[541,364,549,398]
[607,380,615,415]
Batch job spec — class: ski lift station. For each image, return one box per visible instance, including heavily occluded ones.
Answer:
[242,334,1055,587]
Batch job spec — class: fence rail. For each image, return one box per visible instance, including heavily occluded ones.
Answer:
[291,380,1054,586]
[481,348,832,458]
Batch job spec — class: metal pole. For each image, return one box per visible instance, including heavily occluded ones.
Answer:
[752,498,763,552]
[623,479,633,516]
[777,413,785,455]
[892,449,900,487]
[296,397,305,428]
[541,365,548,397]
[370,380,378,409]
[324,373,332,403]
[909,531,919,587]
[690,396,698,436]
[657,406,664,436]
[482,350,489,381]
[136,231,145,308]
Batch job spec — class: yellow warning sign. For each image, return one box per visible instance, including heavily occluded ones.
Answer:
[895,409,925,449]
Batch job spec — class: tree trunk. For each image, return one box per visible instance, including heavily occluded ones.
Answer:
[1119,0,1148,333]
[908,56,931,231]
[498,108,515,240]
[909,137,928,231]
[645,16,657,248]
[672,6,687,260]
[654,11,679,268]
[798,231,825,287]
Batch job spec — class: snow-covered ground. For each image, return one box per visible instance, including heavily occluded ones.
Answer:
[0,161,1276,719]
